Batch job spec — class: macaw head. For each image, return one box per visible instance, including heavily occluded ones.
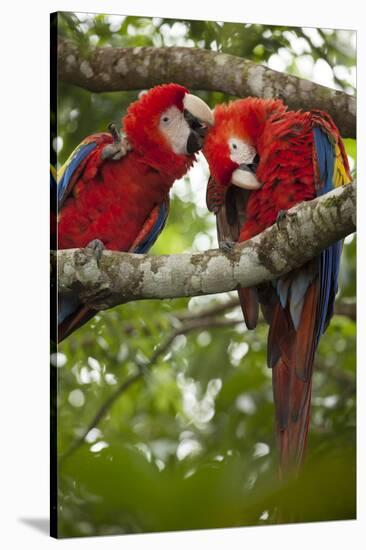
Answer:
[123,83,214,179]
[203,97,286,190]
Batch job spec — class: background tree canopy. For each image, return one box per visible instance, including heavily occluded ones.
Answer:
[54,12,356,538]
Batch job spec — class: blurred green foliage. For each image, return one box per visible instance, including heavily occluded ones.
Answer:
[55,12,356,538]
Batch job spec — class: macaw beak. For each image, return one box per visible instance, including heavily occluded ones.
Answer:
[231,160,262,190]
[183,93,214,154]
[183,93,214,126]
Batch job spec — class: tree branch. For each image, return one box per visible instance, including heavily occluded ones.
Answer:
[179,296,356,323]
[60,314,241,462]
[334,299,356,322]
[60,288,355,462]
[56,183,356,310]
[58,38,356,137]
[176,297,240,322]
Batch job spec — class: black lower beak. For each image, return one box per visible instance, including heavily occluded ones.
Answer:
[184,109,208,154]
[239,155,260,174]
[187,131,203,154]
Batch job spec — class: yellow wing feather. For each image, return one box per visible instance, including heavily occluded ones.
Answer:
[333,143,352,188]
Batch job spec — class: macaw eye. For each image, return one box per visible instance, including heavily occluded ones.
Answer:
[229,139,241,151]
[160,106,182,129]
[160,114,172,125]
[158,105,191,155]
[228,137,256,165]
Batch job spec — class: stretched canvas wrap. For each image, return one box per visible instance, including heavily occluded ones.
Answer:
[50,11,356,539]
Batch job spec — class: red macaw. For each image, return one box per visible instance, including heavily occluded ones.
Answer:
[54,83,213,342]
[203,97,352,475]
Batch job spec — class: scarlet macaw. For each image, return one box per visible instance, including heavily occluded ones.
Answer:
[203,97,352,475]
[54,83,213,342]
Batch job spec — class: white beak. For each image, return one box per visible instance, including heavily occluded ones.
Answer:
[183,93,214,126]
[231,168,263,190]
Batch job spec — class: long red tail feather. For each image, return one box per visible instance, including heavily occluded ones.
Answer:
[57,306,96,343]
[238,287,259,330]
[270,281,319,476]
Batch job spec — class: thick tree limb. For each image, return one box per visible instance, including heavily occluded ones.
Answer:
[58,38,356,137]
[56,183,356,310]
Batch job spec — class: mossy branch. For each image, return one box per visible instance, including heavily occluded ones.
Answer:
[55,183,356,310]
[58,39,356,138]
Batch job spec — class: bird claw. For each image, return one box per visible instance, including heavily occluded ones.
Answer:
[77,240,116,309]
[276,209,296,229]
[219,240,236,254]
[101,136,132,161]
[74,239,105,270]
[85,238,105,263]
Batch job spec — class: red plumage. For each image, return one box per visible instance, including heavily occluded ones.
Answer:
[204,97,351,477]
[58,84,194,251]
[205,98,316,237]
[57,83,199,341]
[58,141,182,250]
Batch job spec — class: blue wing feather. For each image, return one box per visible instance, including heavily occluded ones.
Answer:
[277,277,291,309]
[57,200,169,335]
[57,142,97,208]
[276,127,342,340]
[313,127,342,343]
[133,200,169,253]
[55,138,170,338]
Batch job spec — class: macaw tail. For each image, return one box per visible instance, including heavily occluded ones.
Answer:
[50,165,57,250]
[237,287,259,330]
[268,272,319,476]
[269,114,351,476]
[57,300,96,344]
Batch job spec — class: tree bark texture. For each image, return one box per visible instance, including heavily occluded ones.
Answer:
[58,39,356,138]
[55,183,356,310]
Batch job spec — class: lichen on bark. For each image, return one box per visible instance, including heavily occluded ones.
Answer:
[54,183,356,310]
[58,39,356,138]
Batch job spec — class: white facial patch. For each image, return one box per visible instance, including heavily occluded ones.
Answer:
[158,106,191,155]
[228,137,256,165]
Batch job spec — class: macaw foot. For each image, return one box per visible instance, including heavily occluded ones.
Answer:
[108,122,121,142]
[101,137,132,161]
[78,239,124,310]
[74,238,105,273]
[276,209,296,229]
[102,123,132,161]
[85,238,105,262]
[219,239,236,254]
[72,239,106,310]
